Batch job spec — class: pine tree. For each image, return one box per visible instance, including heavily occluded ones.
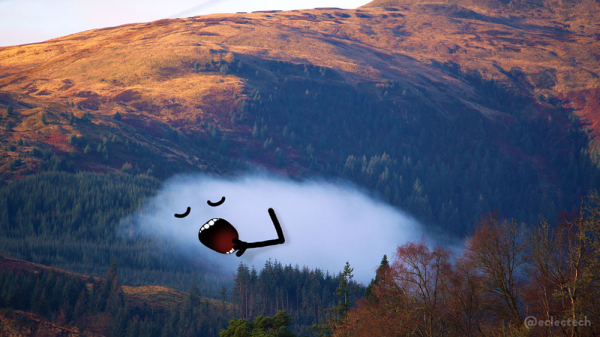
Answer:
[233,262,251,318]
[220,286,227,313]
[220,63,229,74]
[365,255,389,301]
[82,111,92,122]
[68,112,75,125]
[312,262,358,336]
[275,147,284,166]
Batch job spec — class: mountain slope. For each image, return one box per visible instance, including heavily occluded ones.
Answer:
[0,3,599,233]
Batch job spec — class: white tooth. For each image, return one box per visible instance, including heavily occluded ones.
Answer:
[203,225,209,230]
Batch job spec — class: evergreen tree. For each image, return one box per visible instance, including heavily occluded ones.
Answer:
[68,112,75,125]
[312,262,358,336]
[220,63,229,74]
[365,255,389,301]
[82,111,92,122]
[220,310,296,337]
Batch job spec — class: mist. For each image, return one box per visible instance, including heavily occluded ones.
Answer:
[121,174,428,284]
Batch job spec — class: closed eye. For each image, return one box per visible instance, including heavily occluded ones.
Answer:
[174,207,191,218]
[207,196,225,207]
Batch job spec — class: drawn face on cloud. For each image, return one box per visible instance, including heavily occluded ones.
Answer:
[174,196,285,257]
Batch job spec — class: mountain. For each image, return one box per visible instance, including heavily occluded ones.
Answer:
[1,1,599,233]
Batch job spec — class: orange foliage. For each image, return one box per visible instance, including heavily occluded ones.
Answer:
[339,198,600,336]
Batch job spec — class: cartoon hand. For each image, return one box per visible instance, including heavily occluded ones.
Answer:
[232,238,248,257]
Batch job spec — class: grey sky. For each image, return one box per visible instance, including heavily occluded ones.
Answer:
[0,0,369,47]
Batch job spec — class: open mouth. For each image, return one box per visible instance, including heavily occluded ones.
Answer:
[198,218,239,254]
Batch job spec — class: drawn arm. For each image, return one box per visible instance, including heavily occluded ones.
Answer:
[232,208,285,257]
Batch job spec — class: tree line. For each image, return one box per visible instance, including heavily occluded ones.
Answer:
[230,259,363,335]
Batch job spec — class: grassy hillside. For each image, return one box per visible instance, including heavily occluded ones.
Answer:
[0,3,599,232]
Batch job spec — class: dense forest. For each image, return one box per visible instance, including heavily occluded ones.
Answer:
[229,260,362,335]
[0,254,362,336]
[0,172,231,296]
[0,257,232,336]
[226,60,599,234]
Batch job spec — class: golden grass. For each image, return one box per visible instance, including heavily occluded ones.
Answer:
[0,1,599,175]
[122,285,186,310]
[2,4,597,105]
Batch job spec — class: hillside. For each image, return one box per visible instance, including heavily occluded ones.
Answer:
[1,1,599,232]
[0,254,231,336]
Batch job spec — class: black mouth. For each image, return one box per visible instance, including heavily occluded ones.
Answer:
[198,218,239,254]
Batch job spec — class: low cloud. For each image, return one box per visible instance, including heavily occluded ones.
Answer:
[122,174,428,284]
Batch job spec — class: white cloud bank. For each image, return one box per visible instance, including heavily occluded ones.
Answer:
[123,174,428,284]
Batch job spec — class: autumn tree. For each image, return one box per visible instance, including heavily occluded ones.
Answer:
[528,196,600,336]
[445,251,488,336]
[464,214,528,333]
[393,242,451,336]
[337,255,408,336]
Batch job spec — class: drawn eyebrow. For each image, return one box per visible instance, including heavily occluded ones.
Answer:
[174,207,191,218]
[207,196,226,207]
